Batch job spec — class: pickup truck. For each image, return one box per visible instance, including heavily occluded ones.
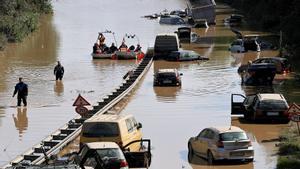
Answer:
[231,93,290,123]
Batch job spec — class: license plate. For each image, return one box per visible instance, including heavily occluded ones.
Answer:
[267,112,279,116]
[163,80,172,84]
[231,152,244,156]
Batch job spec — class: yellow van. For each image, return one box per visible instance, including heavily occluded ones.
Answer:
[80,114,143,151]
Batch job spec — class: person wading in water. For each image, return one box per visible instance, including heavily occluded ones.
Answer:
[13,77,28,107]
[54,61,65,81]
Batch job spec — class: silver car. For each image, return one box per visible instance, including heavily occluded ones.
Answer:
[188,126,254,164]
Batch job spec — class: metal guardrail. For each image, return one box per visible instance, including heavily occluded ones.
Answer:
[3,53,153,168]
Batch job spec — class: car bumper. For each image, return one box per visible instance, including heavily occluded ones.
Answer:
[212,147,254,161]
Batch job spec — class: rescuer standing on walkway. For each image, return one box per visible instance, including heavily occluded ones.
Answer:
[54,61,64,81]
[13,77,28,107]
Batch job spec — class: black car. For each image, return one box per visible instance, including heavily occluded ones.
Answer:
[153,69,182,86]
[252,57,291,74]
[231,93,290,123]
[240,63,277,86]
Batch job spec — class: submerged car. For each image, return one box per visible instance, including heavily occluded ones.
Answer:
[170,9,187,17]
[193,19,209,28]
[167,50,209,61]
[7,140,152,169]
[153,69,182,86]
[176,27,199,43]
[240,63,276,85]
[230,35,261,53]
[231,93,290,123]
[224,14,244,25]
[159,15,185,25]
[252,57,291,74]
[188,126,254,164]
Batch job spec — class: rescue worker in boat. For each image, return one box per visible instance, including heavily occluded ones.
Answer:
[134,44,142,52]
[119,41,128,52]
[98,33,106,45]
[54,61,65,81]
[13,77,28,107]
[109,43,118,53]
[93,43,100,54]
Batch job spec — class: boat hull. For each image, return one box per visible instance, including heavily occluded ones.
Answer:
[91,53,114,59]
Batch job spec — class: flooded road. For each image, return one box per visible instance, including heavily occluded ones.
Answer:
[0,0,300,168]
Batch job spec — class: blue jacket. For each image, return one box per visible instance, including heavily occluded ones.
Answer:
[13,82,28,96]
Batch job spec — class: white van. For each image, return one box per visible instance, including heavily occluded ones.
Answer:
[154,33,180,59]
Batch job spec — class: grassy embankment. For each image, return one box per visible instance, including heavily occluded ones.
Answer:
[216,0,300,71]
[0,0,52,50]
[277,124,300,169]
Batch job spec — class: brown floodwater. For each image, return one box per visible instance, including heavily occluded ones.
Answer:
[1,1,300,168]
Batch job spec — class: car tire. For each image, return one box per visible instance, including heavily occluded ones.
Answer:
[246,158,254,163]
[188,143,193,153]
[207,150,214,165]
[188,143,194,163]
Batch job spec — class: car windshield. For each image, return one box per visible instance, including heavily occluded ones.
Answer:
[258,100,288,110]
[82,122,119,137]
[220,132,248,141]
[97,148,125,160]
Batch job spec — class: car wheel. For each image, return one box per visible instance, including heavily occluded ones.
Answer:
[237,50,240,53]
[207,150,214,165]
[188,143,194,155]
[246,158,254,163]
[188,143,194,163]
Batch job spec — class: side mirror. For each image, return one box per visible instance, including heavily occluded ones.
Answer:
[137,122,142,129]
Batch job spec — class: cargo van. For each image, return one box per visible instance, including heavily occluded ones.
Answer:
[154,33,180,59]
[80,114,143,151]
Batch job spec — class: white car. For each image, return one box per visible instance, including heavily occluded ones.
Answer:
[188,126,254,164]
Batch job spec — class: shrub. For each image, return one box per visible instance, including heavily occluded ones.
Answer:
[277,156,300,169]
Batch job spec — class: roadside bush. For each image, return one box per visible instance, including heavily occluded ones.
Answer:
[277,156,300,169]
[0,0,52,45]
[278,141,300,155]
[0,33,7,50]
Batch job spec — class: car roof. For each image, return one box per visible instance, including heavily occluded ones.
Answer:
[257,57,287,61]
[86,142,120,149]
[85,113,133,123]
[257,93,285,101]
[209,126,244,134]
[157,69,177,73]
[156,33,178,37]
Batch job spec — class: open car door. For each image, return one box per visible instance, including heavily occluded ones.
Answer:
[123,139,151,168]
[231,94,246,115]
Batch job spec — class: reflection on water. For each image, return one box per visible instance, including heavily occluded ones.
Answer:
[13,108,28,139]
[188,153,254,169]
[54,81,64,96]
[153,87,181,102]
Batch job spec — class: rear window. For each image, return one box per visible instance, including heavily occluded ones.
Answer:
[220,132,248,141]
[97,148,125,160]
[157,72,176,78]
[258,100,288,110]
[82,122,119,137]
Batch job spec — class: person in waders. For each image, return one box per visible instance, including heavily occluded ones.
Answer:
[54,61,64,81]
[12,77,28,107]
